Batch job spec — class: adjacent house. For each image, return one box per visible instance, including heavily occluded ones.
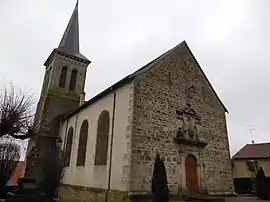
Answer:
[6,161,24,186]
[232,143,270,194]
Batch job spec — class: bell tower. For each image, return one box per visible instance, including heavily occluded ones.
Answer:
[35,0,90,133]
[25,0,90,178]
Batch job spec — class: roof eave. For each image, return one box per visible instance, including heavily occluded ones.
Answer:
[183,41,228,113]
[62,75,134,120]
[130,40,228,113]
[61,40,229,120]
[232,157,270,160]
[44,48,91,67]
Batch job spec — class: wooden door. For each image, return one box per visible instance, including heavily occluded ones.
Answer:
[185,154,198,194]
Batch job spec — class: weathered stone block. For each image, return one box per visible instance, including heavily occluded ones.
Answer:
[59,185,130,202]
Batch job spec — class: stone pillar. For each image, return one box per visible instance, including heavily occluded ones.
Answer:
[79,91,86,106]
[28,136,58,184]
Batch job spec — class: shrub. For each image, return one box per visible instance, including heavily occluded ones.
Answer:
[256,167,269,200]
[151,153,169,202]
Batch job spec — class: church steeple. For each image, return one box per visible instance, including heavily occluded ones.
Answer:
[25,0,90,181]
[58,0,80,54]
[57,0,88,61]
[44,0,90,66]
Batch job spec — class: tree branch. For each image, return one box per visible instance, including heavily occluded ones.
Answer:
[0,83,36,140]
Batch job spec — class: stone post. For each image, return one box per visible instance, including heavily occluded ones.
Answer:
[79,91,86,106]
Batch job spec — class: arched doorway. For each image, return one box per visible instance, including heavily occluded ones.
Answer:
[185,154,198,194]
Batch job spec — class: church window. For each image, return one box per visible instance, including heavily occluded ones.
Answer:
[94,110,110,165]
[69,69,78,90]
[76,120,89,166]
[59,66,68,88]
[64,127,74,167]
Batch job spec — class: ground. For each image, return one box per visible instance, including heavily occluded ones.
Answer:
[173,196,264,202]
[226,196,264,202]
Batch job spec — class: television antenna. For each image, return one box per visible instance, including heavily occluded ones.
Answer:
[241,124,255,144]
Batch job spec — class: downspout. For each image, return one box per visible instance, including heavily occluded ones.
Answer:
[74,113,79,152]
[63,118,69,153]
[105,91,117,202]
[54,118,69,198]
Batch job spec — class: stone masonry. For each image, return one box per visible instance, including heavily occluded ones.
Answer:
[25,54,89,180]
[130,42,234,195]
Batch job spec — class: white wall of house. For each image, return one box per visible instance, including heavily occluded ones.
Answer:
[59,81,134,191]
[232,159,270,178]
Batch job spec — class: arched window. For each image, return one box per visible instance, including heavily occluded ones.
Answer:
[64,127,74,167]
[94,110,110,165]
[69,69,78,90]
[76,120,89,166]
[59,66,67,88]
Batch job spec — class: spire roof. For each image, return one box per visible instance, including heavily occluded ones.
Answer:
[57,0,89,61]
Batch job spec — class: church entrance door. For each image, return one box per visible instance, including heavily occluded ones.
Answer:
[185,154,198,194]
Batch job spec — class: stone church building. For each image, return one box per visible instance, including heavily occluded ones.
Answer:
[25,1,234,201]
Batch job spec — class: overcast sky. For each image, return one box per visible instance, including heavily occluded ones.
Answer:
[1,0,270,156]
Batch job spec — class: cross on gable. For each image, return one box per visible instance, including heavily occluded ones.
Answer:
[183,59,190,67]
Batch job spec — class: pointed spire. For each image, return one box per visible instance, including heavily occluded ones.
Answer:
[57,0,89,61]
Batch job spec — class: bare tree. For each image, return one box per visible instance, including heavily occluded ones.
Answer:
[0,141,20,193]
[0,83,36,140]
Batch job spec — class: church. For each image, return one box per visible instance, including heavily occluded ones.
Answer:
[25,1,234,202]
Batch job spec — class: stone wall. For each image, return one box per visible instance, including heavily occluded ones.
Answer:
[59,184,129,202]
[40,93,79,133]
[130,42,234,195]
[25,54,89,179]
[25,93,79,179]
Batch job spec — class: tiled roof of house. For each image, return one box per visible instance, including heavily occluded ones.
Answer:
[232,143,270,159]
[6,161,24,186]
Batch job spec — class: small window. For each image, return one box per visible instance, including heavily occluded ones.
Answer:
[69,69,78,90]
[59,66,68,88]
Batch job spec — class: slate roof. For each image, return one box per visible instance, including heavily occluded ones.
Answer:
[57,0,89,61]
[232,143,270,159]
[44,0,90,66]
[63,41,228,120]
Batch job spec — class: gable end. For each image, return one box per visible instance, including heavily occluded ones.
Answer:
[131,41,228,113]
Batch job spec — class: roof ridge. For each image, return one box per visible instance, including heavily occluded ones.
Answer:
[233,141,270,159]
[130,40,228,112]
[247,142,270,145]
[64,40,228,118]
[130,41,186,77]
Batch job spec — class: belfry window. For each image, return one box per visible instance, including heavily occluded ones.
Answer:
[69,69,78,90]
[59,66,68,88]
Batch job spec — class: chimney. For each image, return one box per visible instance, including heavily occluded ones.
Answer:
[79,91,86,106]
